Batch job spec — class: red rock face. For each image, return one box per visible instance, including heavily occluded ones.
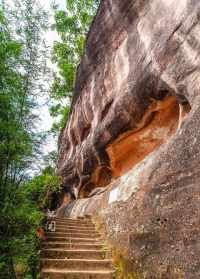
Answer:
[58,0,200,277]
[58,0,194,197]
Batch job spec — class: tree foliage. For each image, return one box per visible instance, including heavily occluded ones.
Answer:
[0,3,60,279]
[50,0,100,133]
[0,9,31,189]
[0,165,61,279]
[0,0,100,278]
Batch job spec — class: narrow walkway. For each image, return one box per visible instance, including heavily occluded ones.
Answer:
[41,216,115,279]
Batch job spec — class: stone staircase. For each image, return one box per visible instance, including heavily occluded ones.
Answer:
[41,216,115,279]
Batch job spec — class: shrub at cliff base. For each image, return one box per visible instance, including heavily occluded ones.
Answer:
[0,167,61,279]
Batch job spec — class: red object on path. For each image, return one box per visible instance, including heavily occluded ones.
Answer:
[36,227,47,240]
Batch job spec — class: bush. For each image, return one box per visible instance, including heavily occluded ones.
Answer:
[0,167,61,279]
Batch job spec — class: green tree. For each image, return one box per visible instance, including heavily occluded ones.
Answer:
[0,1,53,278]
[0,9,32,278]
[50,0,100,133]
[0,0,100,277]
[5,0,50,97]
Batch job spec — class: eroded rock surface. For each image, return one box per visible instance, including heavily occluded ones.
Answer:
[58,0,200,277]
[58,0,195,198]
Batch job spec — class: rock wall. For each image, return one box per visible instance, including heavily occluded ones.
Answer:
[58,0,195,198]
[57,0,200,277]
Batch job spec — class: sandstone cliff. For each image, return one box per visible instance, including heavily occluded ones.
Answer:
[57,0,200,277]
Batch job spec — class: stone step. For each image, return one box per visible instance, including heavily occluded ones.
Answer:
[41,217,114,278]
[84,215,92,219]
[54,225,96,232]
[41,249,105,260]
[42,269,114,279]
[46,236,101,243]
[49,217,88,221]
[52,222,95,230]
[54,224,94,229]
[46,232,100,238]
[54,222,95,228]
[42,242,103,250]
[50,218,93,225]
[52,227,97,233]
[41,258,112,270]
